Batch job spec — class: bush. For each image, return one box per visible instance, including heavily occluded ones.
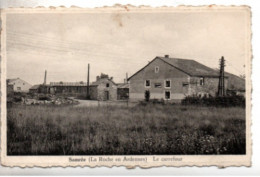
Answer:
[182,95,245,107]
[38,94,51,101]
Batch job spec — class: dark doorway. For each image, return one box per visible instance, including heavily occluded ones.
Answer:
[145,90,150,102]
[105,91,109,101]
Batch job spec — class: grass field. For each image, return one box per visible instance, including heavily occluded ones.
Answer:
[7,104,246,155]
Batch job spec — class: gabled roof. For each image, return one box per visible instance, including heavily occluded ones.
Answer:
[159,57,220,77]
[128,56,220,81]
[7,78,18,83]
[7,78,32,86]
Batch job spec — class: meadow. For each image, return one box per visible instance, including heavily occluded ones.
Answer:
[7,103,246,155]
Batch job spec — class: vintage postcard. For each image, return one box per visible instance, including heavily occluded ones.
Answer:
[0,6,251,167]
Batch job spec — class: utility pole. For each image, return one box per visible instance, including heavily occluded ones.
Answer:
[126,72,128,83]
[43,70,47,85]
[217,56,225,96]
[87,64,90,99]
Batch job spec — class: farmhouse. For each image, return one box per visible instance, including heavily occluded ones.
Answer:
[7,78,32,93]
[127,55,230,102]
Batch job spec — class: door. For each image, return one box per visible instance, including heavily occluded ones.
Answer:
[105,91,109,101]
[145,90,150,102]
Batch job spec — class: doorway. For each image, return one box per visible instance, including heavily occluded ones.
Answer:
[105,91,109,101]
[145,90,150,102]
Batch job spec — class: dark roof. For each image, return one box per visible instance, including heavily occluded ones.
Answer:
[128,56,220,80]
[158,57,220,77]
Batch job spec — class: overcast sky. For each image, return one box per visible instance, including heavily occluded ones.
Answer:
[6,10,248,85]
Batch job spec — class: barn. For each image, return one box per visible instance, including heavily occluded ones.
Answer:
[127,55,230,102]
[49,82,87,96]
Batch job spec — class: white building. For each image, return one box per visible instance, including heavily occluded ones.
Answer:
[7,78,32,93]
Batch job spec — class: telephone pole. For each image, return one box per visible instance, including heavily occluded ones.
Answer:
[217,56,225,96]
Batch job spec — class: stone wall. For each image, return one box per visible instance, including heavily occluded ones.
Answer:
[89,86,98,100]
[92,78,118,101]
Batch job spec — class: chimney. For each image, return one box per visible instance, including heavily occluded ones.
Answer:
[96,76,100,81]
[165,55,169,58]
[44,70,47,85]
[126,72,128,83]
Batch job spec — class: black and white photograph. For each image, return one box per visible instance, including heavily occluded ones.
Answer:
[0,6,251,167]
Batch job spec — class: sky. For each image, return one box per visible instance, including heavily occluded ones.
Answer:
[6,9,248,85]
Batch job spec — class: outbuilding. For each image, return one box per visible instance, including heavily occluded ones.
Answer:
[89,73,117,101]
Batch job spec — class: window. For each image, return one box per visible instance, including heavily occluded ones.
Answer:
[182,82,189,87]
[106,83,110,87]
[155,66,159,73]
[17,87,21,91]
[145,80,151,87]
[165,79,171,88]
[165,91,171,100]
[154,83,162,88]
[200,77,204,86]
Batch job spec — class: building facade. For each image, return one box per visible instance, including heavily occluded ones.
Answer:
[7,78,32,93]
[128,55,229,102]
[90,73,118,101]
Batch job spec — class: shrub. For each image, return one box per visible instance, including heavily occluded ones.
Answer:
[38,94,51,101]
[182,95,245,107]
